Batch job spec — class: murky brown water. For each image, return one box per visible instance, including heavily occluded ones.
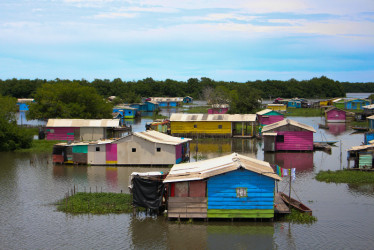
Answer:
[1,116,374,249]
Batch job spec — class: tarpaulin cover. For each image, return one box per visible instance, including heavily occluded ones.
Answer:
[132,176,164,210]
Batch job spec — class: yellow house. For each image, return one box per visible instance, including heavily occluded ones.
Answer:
[170,113,257,137]
[266,104,286,112]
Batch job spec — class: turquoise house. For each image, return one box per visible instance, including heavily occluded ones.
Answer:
[287,100,301,108]
[113,106,137,119]
[345,99,371,110]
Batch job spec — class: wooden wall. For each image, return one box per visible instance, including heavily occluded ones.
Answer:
[207,169,274,219]
[326,109,346,122]
[46,127,77,140]
[275,131,313,151]
[168,181,207,218]
[171,121,232,136]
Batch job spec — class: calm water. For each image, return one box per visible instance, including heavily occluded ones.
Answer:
[2,113,374,249]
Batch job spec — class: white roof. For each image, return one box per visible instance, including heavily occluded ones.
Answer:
[150,97,184,102]
[256,109,273,115]
[170,113,257,122]
[363,104,374,110]
[348,144,374,152]
[262,119,316,133]
[17,98,34,103]
[47,119,120,128]
[367,115,374,120]
[114,105,138,110]
[211,104,229,108]
[164,153,281,183]
[116,130,192,145]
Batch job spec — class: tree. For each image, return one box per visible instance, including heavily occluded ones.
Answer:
[229,84,262,114]
[0,95,33,151]
[27,82,113,120]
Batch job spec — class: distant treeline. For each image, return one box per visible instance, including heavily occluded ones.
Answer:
[1,76,372,101]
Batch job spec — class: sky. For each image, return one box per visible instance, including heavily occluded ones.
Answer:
[0,0,373,82]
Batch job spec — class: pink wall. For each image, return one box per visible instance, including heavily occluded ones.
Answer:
[275,131,313,151]
[327,123,346,136]
[208,108,228,114]
[106,144,117,162]
[327,109,346,122]
[260,115,284,125]
[46,127,77,140]
[176,144,182,162]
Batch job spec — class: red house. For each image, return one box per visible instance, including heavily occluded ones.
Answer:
[256,109,284,125]
[262,119,316,151]
[324,107,346,123]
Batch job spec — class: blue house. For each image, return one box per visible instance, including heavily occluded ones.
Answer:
[287,100,301,108]
[16,98,34,111]
[163,153,281,219]
[150,97,183,107]
[113,106,137,119]
[183,96,193,104]
[345,99,371,110]
[130,101,158,112]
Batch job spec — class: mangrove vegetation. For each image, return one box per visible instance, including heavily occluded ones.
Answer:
[316,170,374,184]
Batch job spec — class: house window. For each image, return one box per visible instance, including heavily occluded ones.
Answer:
[49,129,54,133]
[236,187,247,198]
[132,148,136,152]
[157,147,161,152]
[194,124,197,128]
[218,125,222,129]
[276,135,284,142]
[96,147,100,151]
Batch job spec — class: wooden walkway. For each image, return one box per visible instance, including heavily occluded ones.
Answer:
[274,192,290,214]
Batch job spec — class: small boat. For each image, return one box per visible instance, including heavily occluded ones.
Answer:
[318,123,329,129]
[278,192,312,215]
[351,126,369,132]
[313,141,338,146]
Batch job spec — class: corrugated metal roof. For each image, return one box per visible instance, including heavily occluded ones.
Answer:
[363,104,374,110]
[262,119,316,133]
[47,119,120,128]
[256,109,273,115]
[55,139,115,146]
[211,104,229,108]
[348,144,374,152]
[17,98,34,103]
[367,115,374,120]
[150,97,184,102]
[163,153,281,183]
[114,105,138,110]
[121,130,192,145]
[170,113,257,122]
[324,107,346,113]
[262,132,277,136]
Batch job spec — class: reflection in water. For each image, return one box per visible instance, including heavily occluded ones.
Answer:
[326,123,347,136]
[130,217,274,250]
[190,139,258,160]
[348,183,374,197]
[16,111,47,126]
[264,152,314,172]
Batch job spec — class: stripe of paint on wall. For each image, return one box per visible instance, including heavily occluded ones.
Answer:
[106,144,117,164]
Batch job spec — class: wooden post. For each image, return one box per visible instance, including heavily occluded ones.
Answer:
[288,169,292,209]
[242,122,244,136]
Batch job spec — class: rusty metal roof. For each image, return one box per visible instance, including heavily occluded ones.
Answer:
[262,119,316,133]
[170,113,257,122]
[163,153,281,183]
[47,119,120,128]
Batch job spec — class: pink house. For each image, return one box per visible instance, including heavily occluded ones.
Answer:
[262,119,316,151]
[325,107,346,123]
[208,104,229,114]
[256,109,284,125]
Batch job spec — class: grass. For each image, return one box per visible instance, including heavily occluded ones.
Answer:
[185,105,210,113]
[315,169,374,184]
[16,139,60,153]
[56,192,135,214]
[285,108,323,117]
[348,120,368,128]
[282,208,317,224]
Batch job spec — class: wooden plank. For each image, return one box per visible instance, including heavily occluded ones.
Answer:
[168,202,207,209]
[169,197,207,203]
[168,213,207,218]
[207,209,274,219]
[189,181,206,197]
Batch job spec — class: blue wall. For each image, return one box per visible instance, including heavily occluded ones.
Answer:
[365,132,374,144]
[207,169,274,210]
[287,101,301,108]
[345,100,371,110]
[17,103,29,111]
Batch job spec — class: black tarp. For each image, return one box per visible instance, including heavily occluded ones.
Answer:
[132,176,164,210]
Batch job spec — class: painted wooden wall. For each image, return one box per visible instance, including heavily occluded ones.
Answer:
[345,100,370,110]
[326,109,346,122]
[208,108,228,114]
[171,121,232,135]
[258,113,284,125]
[46,127,77,140]
[275,131,314,151]
[267,105,286,112]
[207,169,275,219]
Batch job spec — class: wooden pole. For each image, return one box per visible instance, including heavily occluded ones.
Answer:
[288,168,292,209]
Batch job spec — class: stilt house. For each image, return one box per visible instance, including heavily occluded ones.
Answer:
[163,153,281,219]
[324,107,347,123]
[262,119,316,151]
[256,109,284,126]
